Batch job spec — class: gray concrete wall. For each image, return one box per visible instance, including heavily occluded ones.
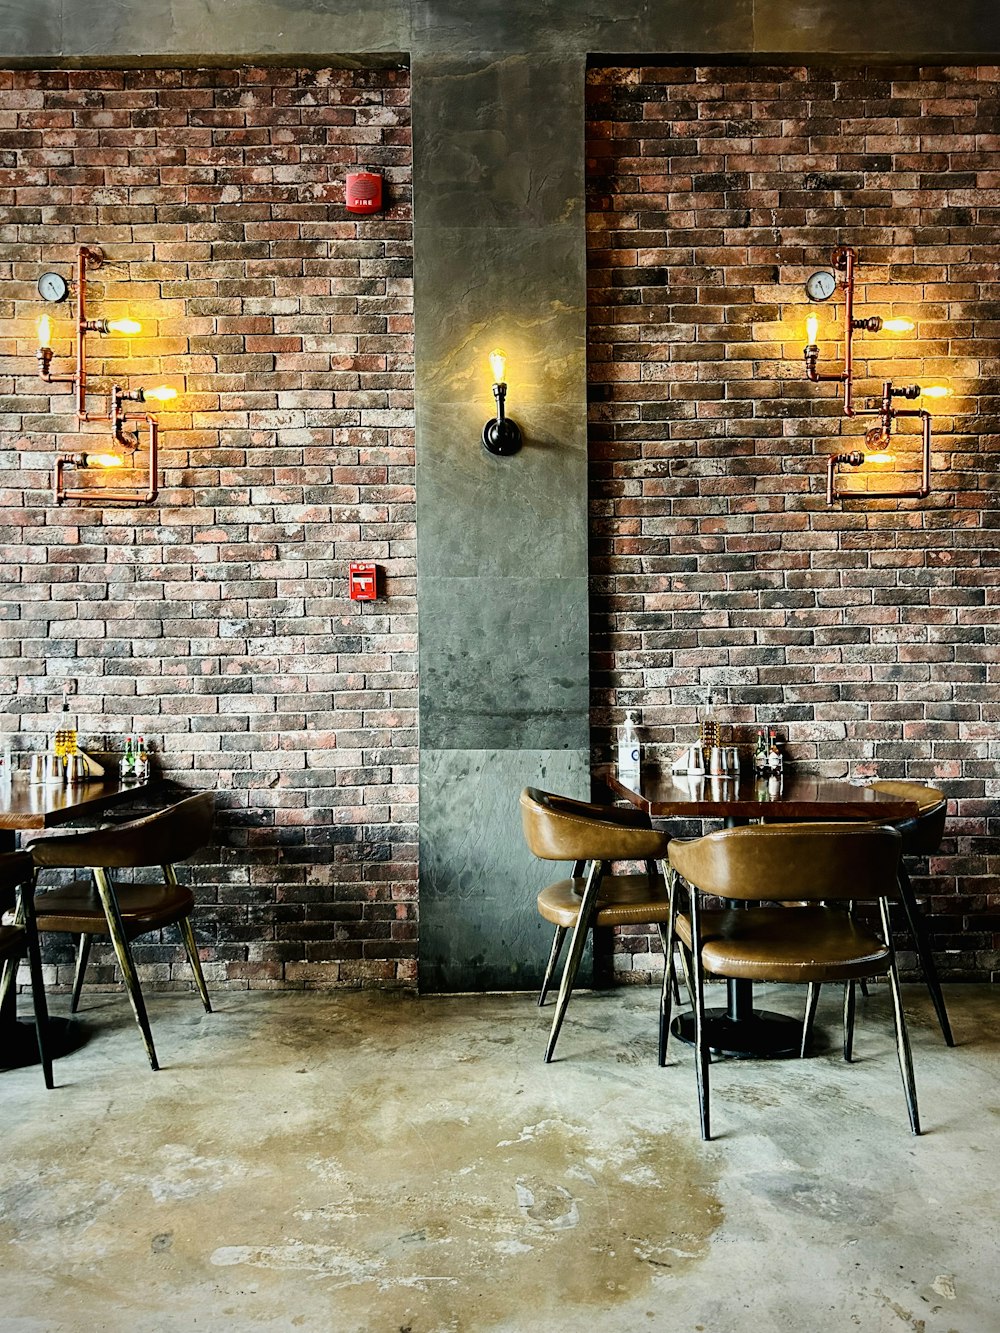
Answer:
[4,0,1000,991]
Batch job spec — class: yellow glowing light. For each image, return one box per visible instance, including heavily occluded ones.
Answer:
[865,452,896,466]
[488,348,508,384]
[85,453,124,469]
[920,385,952,399]
[37,314,51,348]
[144,385,177,402]
[106,317,141,335]
[882,318,914,333]
[806,314,819,345]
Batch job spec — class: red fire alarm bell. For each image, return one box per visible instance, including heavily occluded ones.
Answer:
[349,561,379,601]
[346,171,383,215]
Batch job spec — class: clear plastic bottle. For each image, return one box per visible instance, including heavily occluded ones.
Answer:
[617,709,642,786]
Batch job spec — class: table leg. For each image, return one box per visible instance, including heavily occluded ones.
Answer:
[668,815,805,1059]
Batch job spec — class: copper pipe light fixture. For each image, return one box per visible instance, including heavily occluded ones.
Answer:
[482,348,522,456]
[802,245,949,503]
[35,245,177,504]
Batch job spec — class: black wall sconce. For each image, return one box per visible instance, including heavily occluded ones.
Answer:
[482,348,522,456]
[802,245,950,503]
[35,244,177,504]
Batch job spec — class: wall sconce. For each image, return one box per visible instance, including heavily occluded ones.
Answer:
[482,348,522,456]
[802,246,946,503]
[35,244,176,505]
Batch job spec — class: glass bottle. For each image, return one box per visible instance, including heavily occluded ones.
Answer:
[767,728,783,775]
[122,734,137,781]
[753,727,769,775]
[136,736,149,783]
[699,694,718,765]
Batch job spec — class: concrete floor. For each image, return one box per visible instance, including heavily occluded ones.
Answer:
[2,983,998,1333]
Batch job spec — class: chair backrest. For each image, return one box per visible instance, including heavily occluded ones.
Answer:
[669,822,902,903]
[30,791,215,871]
[520,787,667,862]
[0,849,34,913]
[871,780,947,856]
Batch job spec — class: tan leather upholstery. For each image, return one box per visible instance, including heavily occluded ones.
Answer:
[669,821,901,903]
[538,873,671,929]
[35,879,196,938]
[870,781,946,856]
[675,907,890,982]
[29,791,214,870]
[520,787,668,862]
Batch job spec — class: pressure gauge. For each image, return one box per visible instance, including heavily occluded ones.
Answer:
[805,269,837,302]
[37,271,68,303]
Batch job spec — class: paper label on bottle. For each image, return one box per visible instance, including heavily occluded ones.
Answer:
[618,741,641,785]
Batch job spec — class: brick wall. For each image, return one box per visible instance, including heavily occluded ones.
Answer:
[0,65,416,990]
[587,64,998,982]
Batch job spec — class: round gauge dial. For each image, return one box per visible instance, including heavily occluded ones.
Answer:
[805,269,837,302]
[37,271,68,303]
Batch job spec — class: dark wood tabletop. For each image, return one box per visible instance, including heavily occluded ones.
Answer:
[607,769,921,823]
[0,775,151,833]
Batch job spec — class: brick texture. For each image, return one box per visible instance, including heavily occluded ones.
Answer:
[587,64,999,982]
[0,65,416,991]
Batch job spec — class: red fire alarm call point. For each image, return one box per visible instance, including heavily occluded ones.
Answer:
[346,171,383,215]
[349,562,379,601]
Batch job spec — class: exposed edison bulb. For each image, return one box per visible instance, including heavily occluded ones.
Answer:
[85,452,124,469]
[882,318,914,333]
[106,317,141,335]
[489,348,508,384]
[37,313,51,348]
[806,314,819,346]
[920,385,952,399]
[144,385,177,402]
[865,451,896,466]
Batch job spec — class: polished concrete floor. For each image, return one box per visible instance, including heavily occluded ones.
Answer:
[2,982,998,1333]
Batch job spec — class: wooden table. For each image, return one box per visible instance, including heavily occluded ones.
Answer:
[1,774,157,1068]
[607,769,920,1058]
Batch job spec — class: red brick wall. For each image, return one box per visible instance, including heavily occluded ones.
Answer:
[0,65,416,990]
[587,64,998,981]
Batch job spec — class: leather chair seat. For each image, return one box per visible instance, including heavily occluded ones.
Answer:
[35,880,196,937]
[675,906,890,983]
[538,873,671,930]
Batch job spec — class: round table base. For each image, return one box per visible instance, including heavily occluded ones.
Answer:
[671,1007,804,1060]
[0,1017,89,1070]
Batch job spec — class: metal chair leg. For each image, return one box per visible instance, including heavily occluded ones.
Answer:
[70,934,92,1013]
[801,981,820,1058]
[538,926,567,1007]
[843,979,856,1063]
[880,897,921,1135]
[21,880,53,1089]
[92,867,159,1071]
[543,860,604,1064]
[898,864,954,1046]
[689,887,711,1140]
[657,867,680,1067]
[178,913,212,1013]
[164,866,212,1012]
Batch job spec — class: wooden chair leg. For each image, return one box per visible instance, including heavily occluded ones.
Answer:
[880,897,921,1134]
[801,982,820,1058]
[538,926,567,1008]
[897,864,954,1046]
[92,868,159,1071]
[543,861,604,1064]
[70,934,92,1013]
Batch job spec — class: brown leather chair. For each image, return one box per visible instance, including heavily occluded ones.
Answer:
[520,787,673,1063]
[664,822,919,1140]
[29,791,214,1070]
[802,782,953,1051]
[0,850,53,1088]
